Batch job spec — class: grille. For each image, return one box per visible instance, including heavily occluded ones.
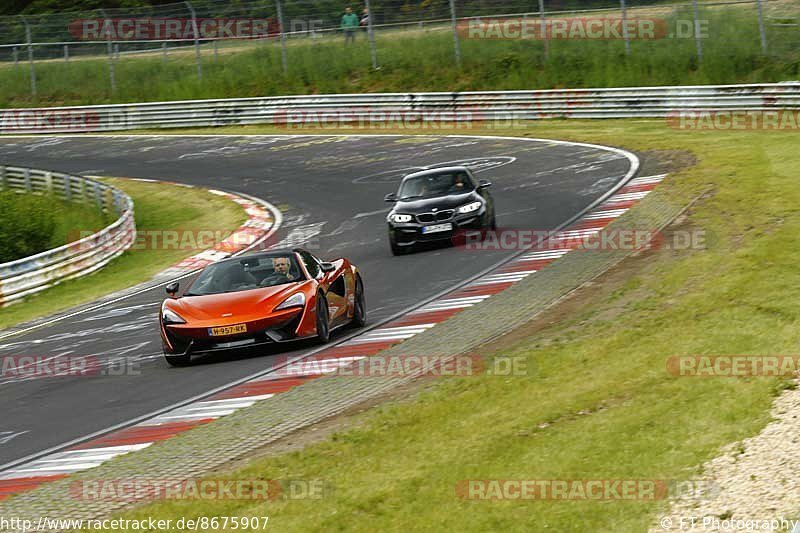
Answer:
[416,210,454,223]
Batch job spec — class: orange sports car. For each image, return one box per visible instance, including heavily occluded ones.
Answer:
[159,248,366,366]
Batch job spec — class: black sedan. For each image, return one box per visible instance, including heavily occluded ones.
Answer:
[385,166,496,255]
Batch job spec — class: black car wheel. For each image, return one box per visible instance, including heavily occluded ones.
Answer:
[352,276,367,328]
[316,292,331,343]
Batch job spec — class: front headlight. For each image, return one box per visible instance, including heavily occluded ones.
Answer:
[457,201,483,214]
[162,307,186,324]
[389,213,413,223]
[275,292,305,311]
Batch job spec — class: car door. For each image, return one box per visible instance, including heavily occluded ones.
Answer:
[298,251,349,326]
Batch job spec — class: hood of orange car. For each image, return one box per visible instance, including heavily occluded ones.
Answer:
[165,282,308,322]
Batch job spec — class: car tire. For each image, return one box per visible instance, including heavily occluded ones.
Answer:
[316,292,331,343]
[352,276,367,328]
[164,352,191,367]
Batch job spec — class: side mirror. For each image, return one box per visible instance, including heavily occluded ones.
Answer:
[165,281,180,298]
[384,193,397,203]
[320,262,336,273]
[478,179,492,189]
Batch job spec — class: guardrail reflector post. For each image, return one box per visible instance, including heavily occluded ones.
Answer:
[94,182,101,209]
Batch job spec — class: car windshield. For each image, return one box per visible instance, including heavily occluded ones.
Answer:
[398,171,474,200]
[184,254,303,296]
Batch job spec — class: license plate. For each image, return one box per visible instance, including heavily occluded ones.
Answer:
[208,324,247,336]
[421,223,453,234]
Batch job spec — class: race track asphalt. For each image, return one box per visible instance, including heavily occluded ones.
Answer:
[0,134,634,468]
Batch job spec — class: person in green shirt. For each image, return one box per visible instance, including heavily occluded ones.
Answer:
[341,7,360,44]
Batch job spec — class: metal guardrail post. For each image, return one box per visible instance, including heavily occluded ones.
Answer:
[755,0,768,54]
[539,0,548,60]
[0,167,5,191]
[162,41,168,63]
[365,0,379,70]
[448,0,461,66]
[64,174,72,201]
[275,0,288,74]
[64,44,69,63]
[100,10,117,95]
[23,169,31,192]
[23,20,37,102]
[620,0,630,55]
[12,47,19,66]
[185,1,203,81]
[93,182,101,209]
[692,0,703,61]
[44,171,53,193]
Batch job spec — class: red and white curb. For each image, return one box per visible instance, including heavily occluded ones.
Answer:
[0,173,666,502]
[120,179,278,279]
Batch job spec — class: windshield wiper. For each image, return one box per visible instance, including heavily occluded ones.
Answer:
[399,195,422,200]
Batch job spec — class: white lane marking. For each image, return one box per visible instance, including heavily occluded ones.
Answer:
[62,443,152,454]
[606,191,650,202]
[150,411,237,421]
[0,443,153,478]
[517,249,571,261]
[583,208,628,220]
[627,174,666,186]
[353,208,390,219]
[476,271,537,282]
[0,431,29,445]
[180,394,274,407]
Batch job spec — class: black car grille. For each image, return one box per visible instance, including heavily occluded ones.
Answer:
[416,210,454,223]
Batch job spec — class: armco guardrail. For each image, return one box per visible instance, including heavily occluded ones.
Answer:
[0,166,135,306]
[0,82,799,134]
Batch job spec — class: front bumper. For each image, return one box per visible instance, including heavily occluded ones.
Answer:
[388,208,490,247]
[161,308,304,355]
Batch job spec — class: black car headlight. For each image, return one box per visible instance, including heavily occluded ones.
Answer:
[162,308,187,324]
[457,201,483,214]
[389,213,413,223]
[274,292,306,311]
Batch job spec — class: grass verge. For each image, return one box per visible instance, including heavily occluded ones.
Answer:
[1,4,798,108]
[0,190,111,263]
[0,178,247,331]
[89,120,800,531]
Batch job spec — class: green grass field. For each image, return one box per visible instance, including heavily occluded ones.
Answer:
[0,178,247,331]
[0,190,111,263]
[1,5,798,108]
[87,121,800,531]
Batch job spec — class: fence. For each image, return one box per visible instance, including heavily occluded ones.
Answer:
[0,167,136,306]
[0,0,797,102]
[0,82,798,134]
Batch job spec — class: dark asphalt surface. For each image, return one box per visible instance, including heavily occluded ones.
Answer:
[0,134,633,467]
